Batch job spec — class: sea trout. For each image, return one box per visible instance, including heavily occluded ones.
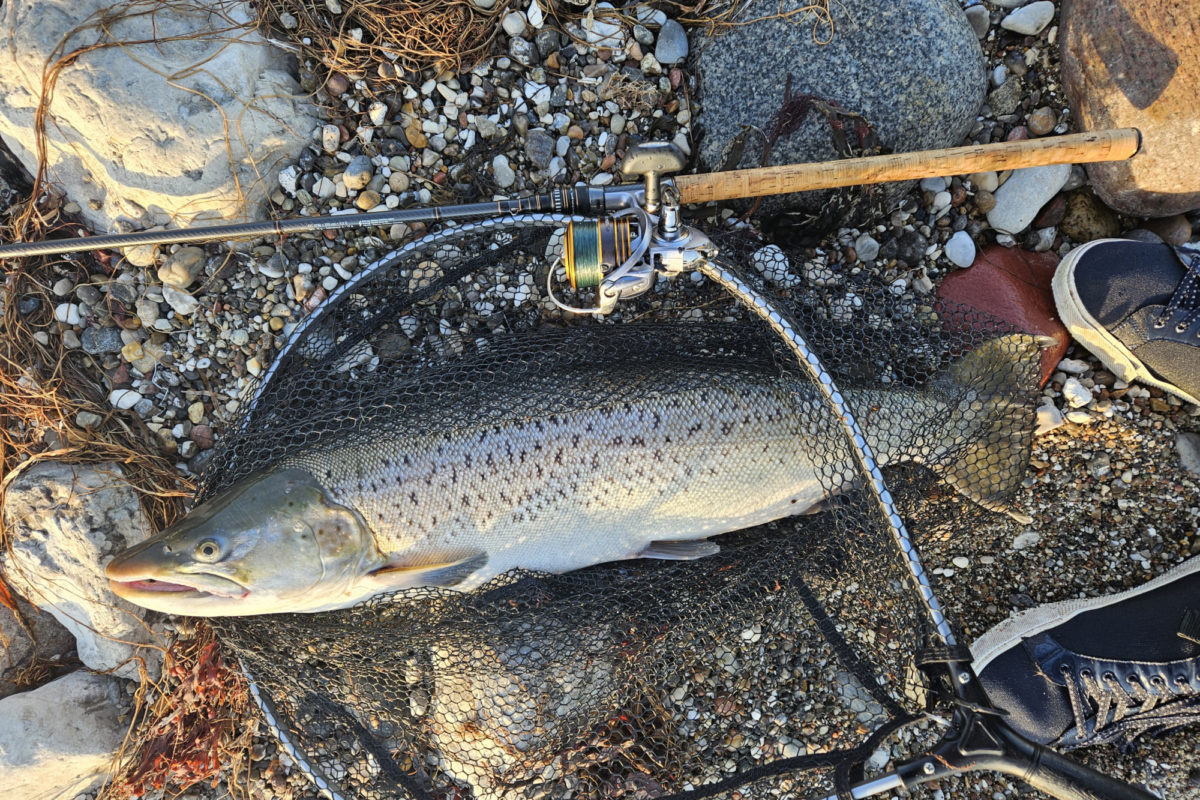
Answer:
[107,329,1046,615]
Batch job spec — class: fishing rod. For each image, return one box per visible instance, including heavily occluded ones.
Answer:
[0,128,1139,260]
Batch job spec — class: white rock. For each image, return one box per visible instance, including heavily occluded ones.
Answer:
[584,4,624,46]
[932,190,952,211]
[0,0,315,232]
[1,462,157,679]
[492,154,516,189]
[54,302,81,326]
[278,164,300,196]
[1056,357,1091,374]
[108,388,141,410]
[986,164,1070,234]
[527,1,544,29]
[1000,1,1054,35]
[1012,530,1040,550]
[502,11,527,37]
[368,101,388,127]
[162,285,200,316]
[1174,432,1200,477]
[854,233,880,261]
[1035,401,1065,435]
[952,556,970,569]
[0,671,128,799]
[1065,409,1095,424]
[920,177,947,192]
[1062,376,1092,408]
[944,231,976,268]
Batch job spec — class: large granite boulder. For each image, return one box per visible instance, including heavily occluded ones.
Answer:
[0,671,129,800]
[1061,0,1200,217]
[693,0,985,219]
[0,0,316,233]
[2,462,158,680]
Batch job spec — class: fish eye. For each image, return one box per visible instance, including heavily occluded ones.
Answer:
[194,538,223,562]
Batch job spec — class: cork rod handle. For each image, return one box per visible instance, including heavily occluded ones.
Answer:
[673,128,1141,204]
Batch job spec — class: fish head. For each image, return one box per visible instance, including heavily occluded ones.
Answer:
[106,468,379,615]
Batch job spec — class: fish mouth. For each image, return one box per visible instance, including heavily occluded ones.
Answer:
[108,573,249,602]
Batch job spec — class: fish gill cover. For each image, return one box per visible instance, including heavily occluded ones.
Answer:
[207,216,1037,799]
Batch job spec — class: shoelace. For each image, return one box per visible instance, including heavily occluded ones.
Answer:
[1153,247,1200,335]
[1059,663,1200,749]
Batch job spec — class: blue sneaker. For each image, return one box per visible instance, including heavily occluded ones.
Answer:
[972,557,1200,749]
[1052,239,1200,406]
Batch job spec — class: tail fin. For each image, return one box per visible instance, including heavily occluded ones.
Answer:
[928,334,1052,523]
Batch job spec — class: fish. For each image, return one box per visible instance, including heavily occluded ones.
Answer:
[106,327,1047,616]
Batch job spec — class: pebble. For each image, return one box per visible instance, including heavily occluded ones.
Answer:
[121,341,143,362]
[969,171,999,192]
[655,19,688,64]
[157,246,205,289]
[501,11,527,38]
[356,190,381,210]
[1035,402,1064,435]
[853,234,880,262]
[52,277,74,296]
[920,177,947,193]
[1012,531,1041,550]
[492,154,516,188]
[951,556,970,569]
[1065,409,1095,424]
[54,303,82,325]
[524,129,555,170]
[75,410,102,429]
[1027,106,1056,136]
[974,190,997,213]
[339,158,370,193]
[1061,377,1091,407]
[987,164,1071,234]
[321,124,340,153]
[325,73,349,95]
[1057,357,1091,374]
[367,101,387,127]
[108,389,141,410]
[944,230,976,268]
[965,5,990,38]
[81,326,124,355]
[1001,1,1054,35]
[161,286,199,316]
[1175,432,1200,477]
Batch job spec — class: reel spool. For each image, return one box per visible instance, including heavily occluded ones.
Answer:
[563,216,636,290]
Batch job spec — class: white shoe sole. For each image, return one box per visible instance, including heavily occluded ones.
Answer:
[971,555,1200,672]
[1051,238,1200,407]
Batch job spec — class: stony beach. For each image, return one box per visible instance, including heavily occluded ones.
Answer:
[0,0,1197,798]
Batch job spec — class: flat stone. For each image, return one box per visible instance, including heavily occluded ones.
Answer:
[492,154,516,189]
[162,285,200,316]
[524,129,556,170]
[936,245,1069,385]
[0,671,129,799]
[695,0,985,221]
[0,0,316,232]
[1061,0,1200,216]
[1000,1,1054,35]
[1,462,157,680]
[655,18,689,64]
[80,325,124,355]
[987,164,1071,234]
[965,5,990,38]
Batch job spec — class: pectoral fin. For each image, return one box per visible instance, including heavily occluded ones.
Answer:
[637,539,720,561]
[368,551,488,589]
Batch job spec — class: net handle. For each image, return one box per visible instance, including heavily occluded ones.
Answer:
[696,259,955,646]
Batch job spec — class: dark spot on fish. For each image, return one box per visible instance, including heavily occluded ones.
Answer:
[409,491,419,505]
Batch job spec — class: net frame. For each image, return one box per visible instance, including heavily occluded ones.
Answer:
[202,212,1156,800]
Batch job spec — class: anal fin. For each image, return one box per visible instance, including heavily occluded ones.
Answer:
[638,539,720,561]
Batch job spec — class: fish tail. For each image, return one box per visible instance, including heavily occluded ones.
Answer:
[928,333,1050,523]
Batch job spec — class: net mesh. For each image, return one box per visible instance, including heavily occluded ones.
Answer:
[206,215,1040,799]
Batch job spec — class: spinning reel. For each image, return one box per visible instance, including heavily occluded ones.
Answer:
[547,143,716,315]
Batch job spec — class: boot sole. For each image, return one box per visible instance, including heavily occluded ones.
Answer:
[1051,238,1200,407]
[971,555,1200,671]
